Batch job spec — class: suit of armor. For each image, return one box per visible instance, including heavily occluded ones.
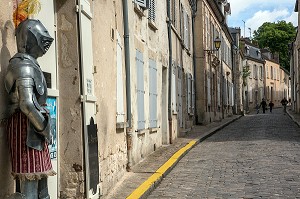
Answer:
[5,19,55,199]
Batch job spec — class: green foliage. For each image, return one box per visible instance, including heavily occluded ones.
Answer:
[253,21,296,70]
[242,65,251,86]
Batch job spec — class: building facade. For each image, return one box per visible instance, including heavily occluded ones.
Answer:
[194,0,234,124]
[240,38,265,112]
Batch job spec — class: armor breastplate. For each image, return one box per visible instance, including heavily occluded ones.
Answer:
[5,53,48,109]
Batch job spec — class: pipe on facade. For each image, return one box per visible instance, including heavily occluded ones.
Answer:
[167,0,172,142]
[190,0,198,123]
[77,0,90,196]
[122,0,133,171]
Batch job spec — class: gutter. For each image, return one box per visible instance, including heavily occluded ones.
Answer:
[122,0,133,171]
[167,0,172,129]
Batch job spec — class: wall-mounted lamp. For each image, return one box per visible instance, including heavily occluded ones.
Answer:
[204,36,221,54]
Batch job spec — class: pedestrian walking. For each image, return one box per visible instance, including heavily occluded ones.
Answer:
[269,101,274,113]
[281,97,288,113]
[260,98,267,114]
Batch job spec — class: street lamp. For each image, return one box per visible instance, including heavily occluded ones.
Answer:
[204,36,222,54]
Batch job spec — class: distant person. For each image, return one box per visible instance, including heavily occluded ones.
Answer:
[281,97,288,113]
[269,101,274,113]
[260,98,267,113]
[256,104,260,114]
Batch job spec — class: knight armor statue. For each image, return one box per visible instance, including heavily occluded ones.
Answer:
[5,19,56,199]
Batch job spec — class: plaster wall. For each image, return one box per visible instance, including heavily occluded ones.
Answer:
[56,1,85,198]
[0,1,17,197]
[127,0,169,166]
[91,0,127,195]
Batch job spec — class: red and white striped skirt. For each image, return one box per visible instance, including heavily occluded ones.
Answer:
[7,111,56,180]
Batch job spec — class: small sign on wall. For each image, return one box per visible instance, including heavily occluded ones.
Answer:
[46,97,57,159]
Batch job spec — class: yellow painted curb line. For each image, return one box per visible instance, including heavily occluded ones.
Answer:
[126,140,198,199]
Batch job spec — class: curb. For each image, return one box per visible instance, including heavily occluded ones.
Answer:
[286,110,300,128]
[126,115,242,199]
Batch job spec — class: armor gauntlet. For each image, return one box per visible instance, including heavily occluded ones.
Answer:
[16,78,49,136]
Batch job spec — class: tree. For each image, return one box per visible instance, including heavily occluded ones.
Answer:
[253,21,296,70]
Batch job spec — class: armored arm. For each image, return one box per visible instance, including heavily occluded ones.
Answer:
[16,77,48,131]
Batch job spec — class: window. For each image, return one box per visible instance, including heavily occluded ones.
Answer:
[270,66,273,79]
[135,0,147,8]
[181,7,190,49]
[266,65,269,79]
[260,66,263,79]
[170,0,176,27]
[136,50,145,130]
[149,59,157,128]
[148,0,156,22]
[116,33,125,124]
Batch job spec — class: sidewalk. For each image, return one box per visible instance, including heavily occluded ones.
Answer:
[103,114,242,199]
[287,107,300,127]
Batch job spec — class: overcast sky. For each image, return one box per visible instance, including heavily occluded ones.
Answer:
[227,0,298,38]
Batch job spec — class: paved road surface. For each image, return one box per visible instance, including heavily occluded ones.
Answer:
[148,108,300,198]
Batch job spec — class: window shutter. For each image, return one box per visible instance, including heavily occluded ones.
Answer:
[249,86,253,102]
[180,5,184,38]
[171,62,177,113]
[116,32,125,123]
[149,0,156,21]
[136,50,145,130]
[207,71,211,105]
[217,77,221,106]
[187,73,192,114]
[178,66,183,127]
[149,59,157,128]
[191,76,195,114]
[135,0,147,8]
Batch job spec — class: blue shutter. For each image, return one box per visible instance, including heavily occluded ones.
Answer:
[191,76,195,115]
[178,66,183,127]
[149,59,157,128]
[207,71,211,105]
[136,50,145,130]
[171,62,177,113]
[187,73,191,114]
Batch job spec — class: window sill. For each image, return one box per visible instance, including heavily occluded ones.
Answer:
[148,19,158,31]
[116,122,127,129]
[149,127,159,134]
[134,3,145,18]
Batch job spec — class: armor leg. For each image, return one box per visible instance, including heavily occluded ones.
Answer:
[38,177,50,199]
[20,179,39,199]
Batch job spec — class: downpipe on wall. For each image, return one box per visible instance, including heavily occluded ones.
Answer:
[167,0,173,144]
[122,0,133,171]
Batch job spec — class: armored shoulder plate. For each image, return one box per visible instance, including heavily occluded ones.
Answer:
[5,53,46,96]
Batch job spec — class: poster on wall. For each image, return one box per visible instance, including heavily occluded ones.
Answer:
[46,97,57,160]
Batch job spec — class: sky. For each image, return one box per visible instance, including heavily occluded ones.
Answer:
[227,0,298,38]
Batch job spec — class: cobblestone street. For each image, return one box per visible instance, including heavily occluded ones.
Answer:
[148,108,300,198]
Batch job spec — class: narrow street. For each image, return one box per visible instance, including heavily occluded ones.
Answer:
[148,108,300,198]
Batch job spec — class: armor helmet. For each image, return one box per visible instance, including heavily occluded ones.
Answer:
[16,19,53,58]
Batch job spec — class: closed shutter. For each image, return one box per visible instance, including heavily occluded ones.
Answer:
[178,66,183,127]
[207,71,211,105]
[136,50,145,130]
[187,73,192,114]
[116,32,125,123]
[224,79,228,105]
[249,86,253,102]
[149,59,157,128]
[217,77,221,106]
[191,76,195,115]
[149,0,156,22]
[135,0,147,8]
[171,62,177,113]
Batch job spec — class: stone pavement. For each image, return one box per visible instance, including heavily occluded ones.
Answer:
[103,114,242,199]
[148,107,300,199]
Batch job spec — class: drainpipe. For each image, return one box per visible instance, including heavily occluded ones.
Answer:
[190,0,198,123]
[167,0,172,143]
[122,0,133,171]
